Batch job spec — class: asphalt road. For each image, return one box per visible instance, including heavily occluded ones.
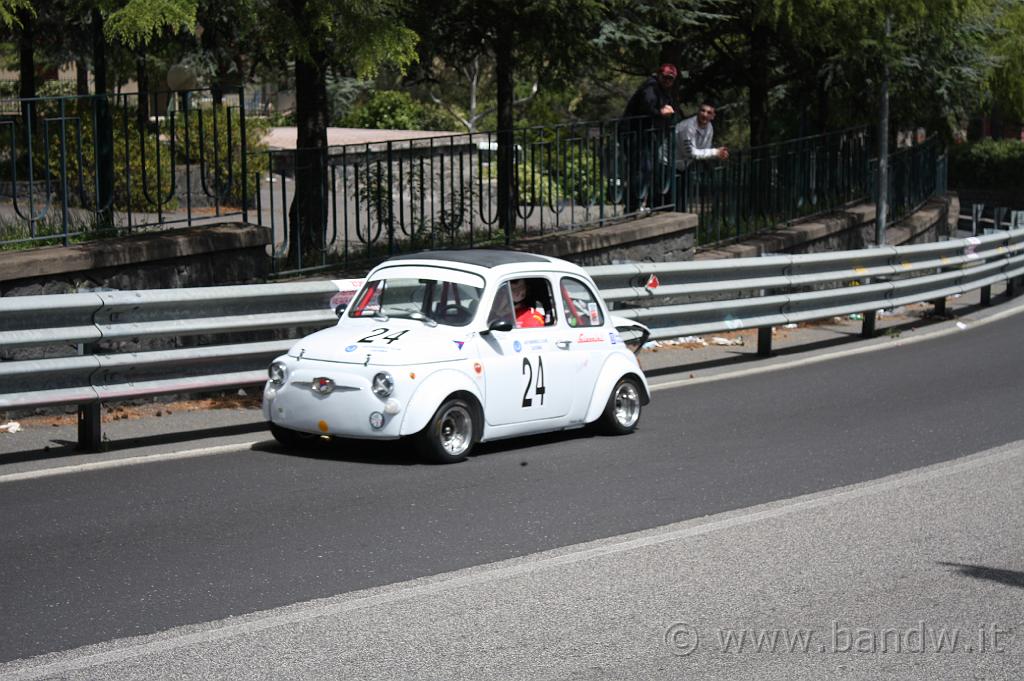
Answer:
[2,299,1024,674]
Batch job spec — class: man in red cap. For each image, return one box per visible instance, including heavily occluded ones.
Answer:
[621,64,679,213]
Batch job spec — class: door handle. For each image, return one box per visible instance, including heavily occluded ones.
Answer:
[555,340,572,350]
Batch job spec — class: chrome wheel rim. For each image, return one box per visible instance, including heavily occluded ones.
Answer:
[613,382,640,428]
[438,404,472,456]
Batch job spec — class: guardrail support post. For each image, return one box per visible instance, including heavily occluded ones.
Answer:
[981,284,992,307]
[77,342,102,452]
[77,402,102,452]
[757,327,772,357]
[932,297,947,317]
[1006,277,1017,299]
[861,310,877,338]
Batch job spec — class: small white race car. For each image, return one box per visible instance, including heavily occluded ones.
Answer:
[263,250,651,463]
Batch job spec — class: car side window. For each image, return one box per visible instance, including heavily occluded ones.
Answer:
[487,283,515,327]
[489,277,556,329]
[559,277,604,328]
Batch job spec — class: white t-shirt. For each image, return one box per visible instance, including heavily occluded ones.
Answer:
[674,115,718,171]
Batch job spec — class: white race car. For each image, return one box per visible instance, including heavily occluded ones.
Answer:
[263,250,651,463]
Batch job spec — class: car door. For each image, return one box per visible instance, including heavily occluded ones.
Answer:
[557,275,612,407]
[478,276,576,426]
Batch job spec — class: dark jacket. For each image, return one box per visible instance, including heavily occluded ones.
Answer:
[622,76,674,132]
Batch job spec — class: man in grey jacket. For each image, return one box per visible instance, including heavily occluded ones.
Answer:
[674,100,728,210]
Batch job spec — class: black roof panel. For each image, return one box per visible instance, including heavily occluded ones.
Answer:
[387,249,549,268]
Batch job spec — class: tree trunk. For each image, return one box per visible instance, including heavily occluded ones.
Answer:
[92,7,114,224]
[92,8,107,95]
[494,30,515,241]
[289,51,329,268]
[17,9,34,102]
[76,58,90,95]
[748,22,770,147]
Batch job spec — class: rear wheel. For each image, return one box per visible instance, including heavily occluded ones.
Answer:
[270,422,317,449]
[599,376,642,435]
[415,397,476,463]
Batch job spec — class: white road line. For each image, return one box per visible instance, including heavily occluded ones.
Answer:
[0,442,259,484]
[3,440,1022,679]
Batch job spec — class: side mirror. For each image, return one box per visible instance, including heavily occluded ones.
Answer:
[481,319,513,335]
[334,303,347,319]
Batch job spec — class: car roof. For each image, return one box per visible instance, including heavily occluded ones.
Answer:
[387,249,552,268]
[371,249,592,283]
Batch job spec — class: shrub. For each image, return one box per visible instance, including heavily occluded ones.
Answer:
[949,138,1024,194]
[342,90,458,132]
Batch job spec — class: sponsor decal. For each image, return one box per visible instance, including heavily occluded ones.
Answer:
[588,302,601,325]
[453,340,465,350]
[473,362,483,374]
[576,332,605,344]
[513,340,523,353]
[609,332,620,344]
[345,344,358,352]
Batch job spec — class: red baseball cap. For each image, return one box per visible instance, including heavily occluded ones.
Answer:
[658,63,678,79]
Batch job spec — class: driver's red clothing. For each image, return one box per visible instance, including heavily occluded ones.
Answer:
[515,305,545,328]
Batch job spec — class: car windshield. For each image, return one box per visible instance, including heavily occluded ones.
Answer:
[348,275,484,327]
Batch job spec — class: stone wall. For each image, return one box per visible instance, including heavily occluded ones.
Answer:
[0,224,271,297]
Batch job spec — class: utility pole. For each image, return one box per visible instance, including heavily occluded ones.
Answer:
[876,14,890,246]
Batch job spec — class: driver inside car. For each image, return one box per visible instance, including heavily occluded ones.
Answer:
[511,279,545,328]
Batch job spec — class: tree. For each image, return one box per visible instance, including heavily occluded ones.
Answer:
[405,0,608,237]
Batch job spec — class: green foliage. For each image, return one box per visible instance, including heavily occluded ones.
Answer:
[105,0,199,48]
[949,138,1024,192]
[0,0,32,28]
[342,90,458,131]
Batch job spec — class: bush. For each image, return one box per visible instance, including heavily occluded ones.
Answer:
[949,139,1024,194]
[342,90,458,132]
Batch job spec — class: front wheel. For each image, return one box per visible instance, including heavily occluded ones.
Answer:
[599,377,642,435]
[415,397,476,463]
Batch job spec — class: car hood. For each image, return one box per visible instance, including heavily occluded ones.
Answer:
[288,321,475,366]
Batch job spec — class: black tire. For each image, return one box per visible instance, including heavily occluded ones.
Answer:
[415,396,476,463]
[599,376,642,435]
[270,422,317,449]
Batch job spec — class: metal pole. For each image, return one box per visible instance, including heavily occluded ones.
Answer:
[876,14,890,246]
[76,342,101,451]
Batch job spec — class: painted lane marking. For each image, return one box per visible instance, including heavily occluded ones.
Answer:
[0,442,259,484]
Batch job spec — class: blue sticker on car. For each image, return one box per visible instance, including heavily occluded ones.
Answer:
[345,344,358,352]
[513,340,522,353]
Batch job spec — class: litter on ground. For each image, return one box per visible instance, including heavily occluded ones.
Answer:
[0,421,22,434]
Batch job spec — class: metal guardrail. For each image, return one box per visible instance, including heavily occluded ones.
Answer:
[3,229,1022,449]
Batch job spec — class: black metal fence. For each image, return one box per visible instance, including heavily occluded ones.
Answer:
[256,117,676,275]
[0,88,249,248]
[680,126,873,246]
[0,90,949,274]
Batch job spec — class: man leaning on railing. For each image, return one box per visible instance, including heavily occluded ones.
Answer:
[675,99,729,211]
[621,63,679,213]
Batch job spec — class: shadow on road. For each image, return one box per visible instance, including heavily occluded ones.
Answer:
[939,561,1024,590]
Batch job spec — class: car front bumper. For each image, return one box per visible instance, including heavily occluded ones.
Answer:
[263,364,404,439]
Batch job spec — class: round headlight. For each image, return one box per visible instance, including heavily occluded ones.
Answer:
[371,371,394,398]
[268,361,287,384]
